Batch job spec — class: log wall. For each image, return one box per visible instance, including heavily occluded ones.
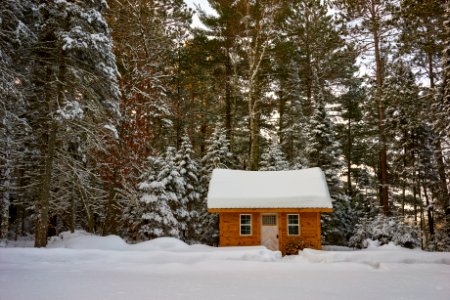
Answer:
[219,212,261,247]
[279,212,322,254]
[218,211,322,254]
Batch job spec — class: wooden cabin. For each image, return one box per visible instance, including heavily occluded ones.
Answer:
[207,168,333,255]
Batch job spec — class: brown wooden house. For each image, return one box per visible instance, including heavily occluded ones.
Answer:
[207,168,333,255]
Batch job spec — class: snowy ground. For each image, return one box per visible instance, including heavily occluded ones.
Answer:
[1,232,449,300]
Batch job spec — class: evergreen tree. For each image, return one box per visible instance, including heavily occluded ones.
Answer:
[323,194,363,246]
[397,0,449,216]
[439,1,450,213]
[239,0,283,170]
[305,70,342,192]
[259,139,290,171]
[104,1,192,235]
[27,0,120,247]
[334,0,398,214]
[270,50,308,167]
[158,147,186,237]
[349,215,420,249]
[283,0,354,117]
[383,61,425,217]
[199,0,246,140]
[176,132,200,242]
[0,0,38,246]
[197,125,233,244]
[336,82,366,197]
[137,155,179,239]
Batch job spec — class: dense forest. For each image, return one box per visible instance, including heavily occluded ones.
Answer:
[0,0,449,250]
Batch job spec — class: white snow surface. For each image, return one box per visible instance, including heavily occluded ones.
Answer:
[1,231,450,300]
[208,168,333,209]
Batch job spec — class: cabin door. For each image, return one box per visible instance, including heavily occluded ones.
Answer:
[261,214,279,251]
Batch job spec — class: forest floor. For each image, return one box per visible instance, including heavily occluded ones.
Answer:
[1,231,449,300]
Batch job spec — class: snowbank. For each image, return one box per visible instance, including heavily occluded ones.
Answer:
[48,231,129,250]
[47,230,281,262]
[292,243,450,267]
[20,230,450,266]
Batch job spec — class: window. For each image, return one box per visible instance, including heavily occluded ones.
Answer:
[262,215,277,226]
[240,214,252,236]
[287,214,300,236]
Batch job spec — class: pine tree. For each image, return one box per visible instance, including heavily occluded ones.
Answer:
[305,70,342,192]
[335,0,398,214]
[397,0,449,216]
[176,132,200,242]
[272,55,308,166]
[283,0,354,117]
[0,0,38,246]
[28,0,120,246]
[259,139,290,171]
[137,147,187,240]
[138,155,179,239]
[349,215,420,249]
[197,125,233,244]
[240,1,283,170]
[199,1,246,140]
[336,82,366,197]
[323,194,363,246]
[159,147,186,237]
[440,0,450,213]
[104,1,192,235]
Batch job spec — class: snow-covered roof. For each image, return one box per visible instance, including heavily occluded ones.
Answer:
[207,168,333,210]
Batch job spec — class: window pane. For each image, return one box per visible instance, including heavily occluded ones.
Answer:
[241,225,251,235]
[288,225,299,235]
[241,215,251,225]
[262,215,276,225]
[288,215,299,225]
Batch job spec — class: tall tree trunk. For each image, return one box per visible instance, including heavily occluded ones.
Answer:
[35,120,58,248]
[427,50,450,213]
[225,45,232,141]
[69,186,76,233]
[441,0,450,213]
[402,147,407,216]
[433,134,449,211]
[402,181,406,217]
[0,178,10,246]
[103,171,118,235]
[0,114,12,245]
[413,185,418,224]
[249,91,260,170]
[244,1,276,170]
[423,184,434,237]
[278,90,285,145]
[303,7,313,118]
[371,0,389,214]
[346,117,353,196]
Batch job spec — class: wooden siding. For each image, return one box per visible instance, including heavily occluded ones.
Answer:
[218,211,323,254]
[279,212,322,254]
[219,212,261,247]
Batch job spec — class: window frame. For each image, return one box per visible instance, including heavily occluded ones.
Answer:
[240,214,252,236]
[287,214,300,236]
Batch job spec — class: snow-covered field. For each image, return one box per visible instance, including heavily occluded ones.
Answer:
[1,232,449,300]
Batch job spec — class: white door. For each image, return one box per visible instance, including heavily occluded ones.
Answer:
[261,214,279,251]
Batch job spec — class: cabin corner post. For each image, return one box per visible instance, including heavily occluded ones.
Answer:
[317,213,322,250]
[218,212,223,247]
